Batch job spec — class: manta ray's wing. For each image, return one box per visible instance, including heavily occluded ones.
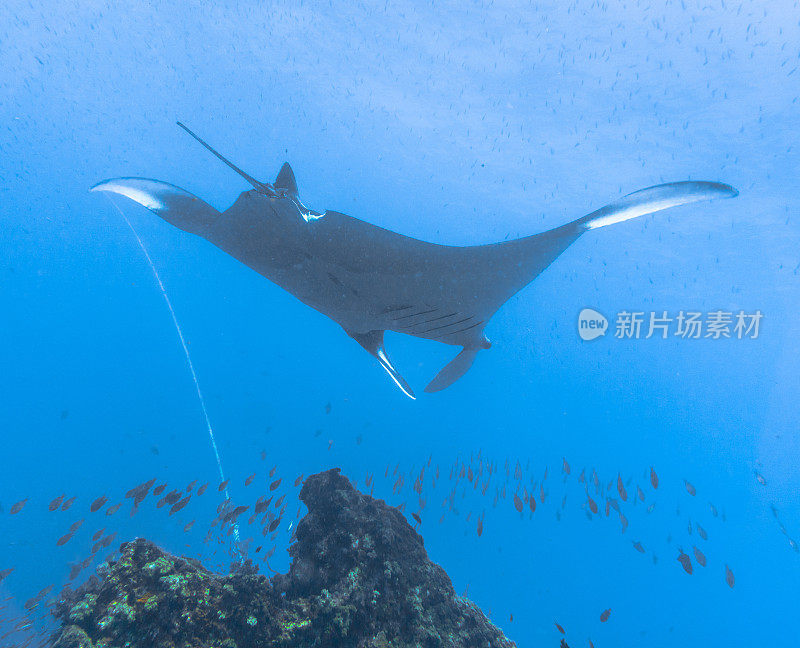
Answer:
[432,181,740,325]
[308,181,737,393]
[90,178,220,235]
[311,181,737,329]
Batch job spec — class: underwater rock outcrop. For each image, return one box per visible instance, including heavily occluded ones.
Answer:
[52,468,516,648]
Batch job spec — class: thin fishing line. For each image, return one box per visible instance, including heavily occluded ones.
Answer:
[105,195,241,547]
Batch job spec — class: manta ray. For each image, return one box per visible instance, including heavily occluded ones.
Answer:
[92,123,738,399]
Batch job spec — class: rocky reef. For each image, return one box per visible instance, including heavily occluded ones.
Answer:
[51,468,517,648]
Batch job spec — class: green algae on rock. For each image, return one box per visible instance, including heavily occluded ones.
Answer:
[52,468,516,648]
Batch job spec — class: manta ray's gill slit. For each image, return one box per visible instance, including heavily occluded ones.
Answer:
[392,308,439,321]
[397,312,459,330]
[431,320,484,339]
[420,316,474,334]
[382,305,414,313]
[104,195,242,551]
[394,313,458,330]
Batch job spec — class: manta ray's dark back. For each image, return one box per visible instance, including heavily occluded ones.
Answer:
[92,123,738,398]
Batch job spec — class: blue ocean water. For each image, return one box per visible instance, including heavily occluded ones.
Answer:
[1,0,799,646]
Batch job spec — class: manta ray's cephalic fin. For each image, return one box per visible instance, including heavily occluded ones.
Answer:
[90,178,220,236]
[424,347,480,393]
[176,121,277,195]
[348,330,416,400]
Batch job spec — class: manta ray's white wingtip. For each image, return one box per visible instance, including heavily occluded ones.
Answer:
[90,178,168,212]
[91,177,220,235]
[580,181,739,230]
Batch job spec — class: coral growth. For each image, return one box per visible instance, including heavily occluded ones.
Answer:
[52,468,516,648]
